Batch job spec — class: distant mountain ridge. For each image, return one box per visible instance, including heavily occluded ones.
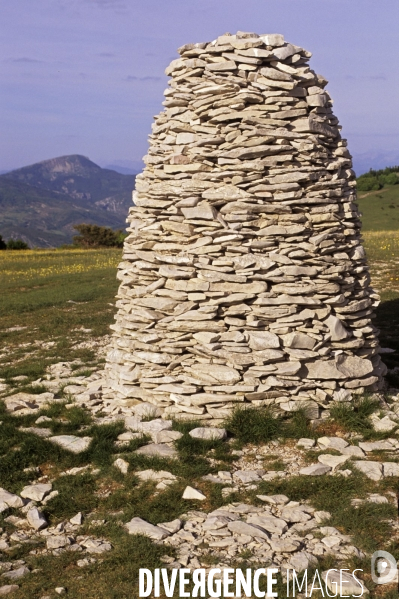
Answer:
[0,155,135,247]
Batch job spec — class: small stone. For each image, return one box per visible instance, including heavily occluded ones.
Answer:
[233,471,260,484]
[247,514,288,535]
[383,462,399,477]
[296,438,315,449]
[46,535,71,550]
[152,430,183,443]
[2,567,29,581]
[113,458,129,474]
[373,416,397,432]
[26,507,48,531]
[20,483,52,502]
[0,586,19,596]
[314,510,331,523]
[256,494,289,505]
[77,558,96,568]
[318,454,349,471]
[321,535,341,548]
[367,493,388,504]
[157,519,182,534]
[125,517,170,540]
[280,507,311,523]
[182,486,206,501]
[340,445,365,458]
[299,464,332,476]
[317,436,348,451]
[134,444,178,459]
[227,520,269,540]
[55,588,66,595]
[134,402,162,419]
[359,440,394,452]
[19,427,52,438]
[126,417,172,436]
[189,427,227,441]
[136,469,177,483]
[49,436,92,453]
[322,570,368,595]
[0,488,24,509]
[81,539,112,554]
[353,461,383,481]
[70,512,83,526]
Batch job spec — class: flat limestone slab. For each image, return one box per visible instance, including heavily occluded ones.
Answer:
[20,483,52,502]
[49,435,92,453]
[125,517,170,540]
[299,464,331,476]
[353,461,383,481]
[182,486,206,500]
[318,454,349,471]
[189,427,227,441]
[134,443,178,459]
[0,488,24,509]
[322,570,368,595]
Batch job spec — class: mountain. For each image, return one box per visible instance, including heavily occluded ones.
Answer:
[0,155,136,247]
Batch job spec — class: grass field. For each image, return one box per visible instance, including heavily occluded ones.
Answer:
[0,249,120,384]
[358,184,399,231]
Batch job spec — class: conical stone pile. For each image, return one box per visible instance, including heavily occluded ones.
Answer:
[104,31,386,422]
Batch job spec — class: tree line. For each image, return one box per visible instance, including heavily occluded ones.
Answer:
[357,166,399,192]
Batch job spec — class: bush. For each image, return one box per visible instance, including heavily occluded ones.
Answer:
[357,177,381,192]
[6,238,29,250]
[72,224,126,248]
[0,235,6,250]
[384,172,399,185]
[357,166,399,191]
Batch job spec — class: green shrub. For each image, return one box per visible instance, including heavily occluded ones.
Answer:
[357,176,381,192]
[0,235,6,250]
[6,238,29,250]
[225,405,282,444]
[73,223,126,248]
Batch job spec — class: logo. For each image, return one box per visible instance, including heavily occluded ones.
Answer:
[371,551,398,585]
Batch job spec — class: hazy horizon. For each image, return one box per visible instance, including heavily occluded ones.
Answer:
[1,0,398,176]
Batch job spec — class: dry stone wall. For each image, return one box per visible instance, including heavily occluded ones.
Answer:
[104,31,386,422]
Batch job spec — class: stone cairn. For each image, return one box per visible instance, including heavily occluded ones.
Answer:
[104,31,386,423]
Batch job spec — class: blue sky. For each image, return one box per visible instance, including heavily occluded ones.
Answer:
[1,0,398,174]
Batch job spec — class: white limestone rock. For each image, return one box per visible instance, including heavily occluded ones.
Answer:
[318,454,349,471]
[322,570,368,595]
[182,486,206,500]
[125,517,170,540]
[189,427,227,441]
[26,507,48,531]
[49,435,92,453]
[299,464,332,476]
[134,444,178,459]
[0,488,24,509]
[353,461,383,481]
[20,483,52,502]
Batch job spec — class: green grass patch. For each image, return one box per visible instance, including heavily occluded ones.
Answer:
[358,185,399,231]
[224,405,315,445]
[329,395,382,438]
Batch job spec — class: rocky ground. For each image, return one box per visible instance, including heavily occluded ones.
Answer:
[1,355,399,597]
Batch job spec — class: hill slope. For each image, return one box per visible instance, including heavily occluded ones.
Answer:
[357,185,399,231]
[0,178,129,247]
[0,155,136,247]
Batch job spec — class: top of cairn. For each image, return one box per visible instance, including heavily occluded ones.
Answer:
[103,31,385,422]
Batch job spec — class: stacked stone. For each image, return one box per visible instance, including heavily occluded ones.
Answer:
[104,31,386,422]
